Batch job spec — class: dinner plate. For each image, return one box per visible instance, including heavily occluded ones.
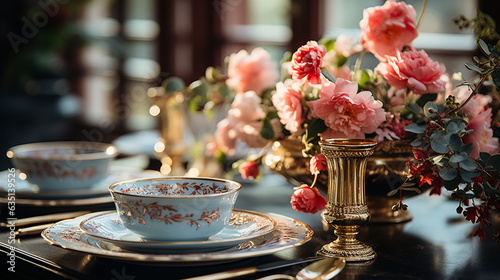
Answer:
[42,211,313,263]
[78,210,277,253]
[0,168,162,200]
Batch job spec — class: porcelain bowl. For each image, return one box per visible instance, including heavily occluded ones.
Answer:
[108,177,242,242]
[7,141,118,191]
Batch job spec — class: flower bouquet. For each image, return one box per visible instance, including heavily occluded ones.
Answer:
[164,0,500,240]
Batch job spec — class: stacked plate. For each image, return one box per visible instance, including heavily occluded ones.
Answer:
[41,210,313,263]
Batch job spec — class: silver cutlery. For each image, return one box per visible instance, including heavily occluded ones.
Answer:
[180,257,324,280]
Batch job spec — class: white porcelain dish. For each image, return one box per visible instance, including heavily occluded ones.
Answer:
[78,210,276,253]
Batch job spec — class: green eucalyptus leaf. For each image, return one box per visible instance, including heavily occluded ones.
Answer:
[491,69,500,89]
[321,69,336,83]
[479,39,491,55]
[430,130,446,140]
[411,138,422,147]
[460,169,482,183]
[464,62,483,74]
[431,136,450,154]
[448,134,462,151]
[405,123,427,134]
[424,102,439,118]
[440,166,458,181]
[416,93,438,108]
[406,103,423,115]
[448,118,468,131]
[461,143,474,155]
[387,189,399,197]
[400,186,422,194]
[443,177,462,191]
[446,122,460,135]
[449,153,467,163]
[460,156,478,171]
[486,154,500,171]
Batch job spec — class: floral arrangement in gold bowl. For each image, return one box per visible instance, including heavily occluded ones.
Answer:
[162,0,500,241]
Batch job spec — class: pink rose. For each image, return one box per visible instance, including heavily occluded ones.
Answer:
[291,41,327,84]
[452,86,492,118]
[272,82,305,133]
[375,49,446,95]
[463,108,499,159]
[238,161,260,179]
[360,0,418,61]
[233,121,269,149]
[226,48,279,96]
[215,119,237,155]
[228,91,265,122]
[290,185,327,214]
[310,154,327,175]
[309,78,386,138]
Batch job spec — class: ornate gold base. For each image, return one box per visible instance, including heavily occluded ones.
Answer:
[317,240,377,262]
[367,197,413,223]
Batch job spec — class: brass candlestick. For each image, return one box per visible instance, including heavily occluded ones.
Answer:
[318,138,377,262]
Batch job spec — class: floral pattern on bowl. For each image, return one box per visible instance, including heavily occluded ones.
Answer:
[109,177,242,242]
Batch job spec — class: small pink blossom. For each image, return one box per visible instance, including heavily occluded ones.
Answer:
[228,91,266,122]
[375,49,446,95]
[215,91,268,154]
[290,185,327,214]
[463,108,499,159]
[272,81,305,133]
[375,113,411,141]
[215,119,237,155]
[360,0,418,61]
[233,121,269,149]
[226,48,279,95]
[309,78,386,138]
[333,34,363,57]
[310,154,327,175]
[291,41,327,84]
[238,161,260,179]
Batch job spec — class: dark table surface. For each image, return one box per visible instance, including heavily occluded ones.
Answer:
[1,172,499,280]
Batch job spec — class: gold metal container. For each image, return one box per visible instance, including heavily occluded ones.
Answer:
[318,138,377,262]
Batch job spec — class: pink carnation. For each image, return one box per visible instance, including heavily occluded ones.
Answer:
[272,82,305,133]
[375,49,446,95]
[290,185,327,214]
[310,154,327,175]
[360,0,418,61]
[463,108,499,159]
[309,78,386,138]
[291,41,327,84]
[226,48,279,95]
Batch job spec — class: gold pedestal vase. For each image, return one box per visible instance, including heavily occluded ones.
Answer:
[263,136,415,223]
[317,138,377,262]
